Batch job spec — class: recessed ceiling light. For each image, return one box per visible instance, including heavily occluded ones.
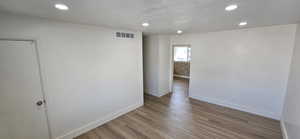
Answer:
[225,4,238,11]
[142,22,149,27]
[177,30,183,34]
[239,21,248,26]
[55,3,69,11]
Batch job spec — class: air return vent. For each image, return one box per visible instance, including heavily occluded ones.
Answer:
[116,32,134,38]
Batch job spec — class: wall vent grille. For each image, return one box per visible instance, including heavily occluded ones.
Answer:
[116,32,134,38]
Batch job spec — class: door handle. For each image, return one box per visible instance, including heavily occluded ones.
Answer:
[36,100,44,106]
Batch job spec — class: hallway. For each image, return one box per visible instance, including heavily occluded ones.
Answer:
[167,77,189,107]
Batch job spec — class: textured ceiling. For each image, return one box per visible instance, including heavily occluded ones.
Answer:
[0,0,300,34]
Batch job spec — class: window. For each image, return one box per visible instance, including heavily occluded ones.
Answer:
[174,47,191,62]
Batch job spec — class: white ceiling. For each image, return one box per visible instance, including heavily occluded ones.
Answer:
[0,0,300,34]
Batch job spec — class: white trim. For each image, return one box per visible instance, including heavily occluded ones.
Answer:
[173,74,190,79]
[55,101,143,139]
[144,91,162,97]
[280,120,289,139]
[144,89,169,97]
[146,92,170,98]
[190,94,279,120]
[172,44,191,47]
[144,89,161,97]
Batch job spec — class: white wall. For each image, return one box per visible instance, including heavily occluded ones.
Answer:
[158,35,171,94]
[171,24,297,119]
[143,35,159,95]
[0,13,143,139]
[282,24,300,139]
[143,35,171,97]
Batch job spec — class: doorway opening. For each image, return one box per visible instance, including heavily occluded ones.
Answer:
[171,45,191,98]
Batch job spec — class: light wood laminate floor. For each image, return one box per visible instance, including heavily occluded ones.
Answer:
[75,77,282,139]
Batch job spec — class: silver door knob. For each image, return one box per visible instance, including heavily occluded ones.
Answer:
[36,100,44,106]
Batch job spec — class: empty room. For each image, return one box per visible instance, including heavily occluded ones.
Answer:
[0,0,300,139]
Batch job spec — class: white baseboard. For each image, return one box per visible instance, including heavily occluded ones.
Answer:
[173,74,190,79]
[144,91,162,97]
[144,89,169,97]
[280,120,289,139]
[55,101,143,139]
[189,94,279,120]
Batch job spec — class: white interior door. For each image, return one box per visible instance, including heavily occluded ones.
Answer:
[0,40,50,139]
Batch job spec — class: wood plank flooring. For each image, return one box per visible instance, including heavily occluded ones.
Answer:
[75,77,283,139]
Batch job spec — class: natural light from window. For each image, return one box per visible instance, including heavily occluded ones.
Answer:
[174,47,191,62]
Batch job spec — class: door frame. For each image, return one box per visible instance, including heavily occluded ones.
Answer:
[170,44,191,96]
[0,38,52,139]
